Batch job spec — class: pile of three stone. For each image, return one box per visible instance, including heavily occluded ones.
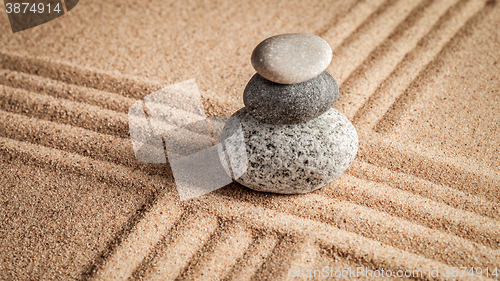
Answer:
[220,33,358,194]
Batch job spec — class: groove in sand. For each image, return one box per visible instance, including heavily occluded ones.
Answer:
[219,192,500,269]
[94,196,182,281]
[196,195,485,281]
[358,133,500,202]
[0,52,163,99]
[0,69,136,113]
[347,160,500,219]
[320,0,386,49]
[0,84,131,139]
[327,0,424,86]
[0,136,173,194]
[177,221,253,281]
[223,231,279,281]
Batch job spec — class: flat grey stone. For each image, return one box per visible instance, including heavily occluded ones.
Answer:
[251,33,333,84]
[243,71,338,124]
[218,108,358,194]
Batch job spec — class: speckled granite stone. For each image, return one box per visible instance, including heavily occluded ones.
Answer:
[243,71,338,124]
[218,108,358,194]
[251,33,333,84]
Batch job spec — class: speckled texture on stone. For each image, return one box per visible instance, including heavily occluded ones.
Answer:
[219,108,358,194]
[251,33,333,84]
[243,71,338,125]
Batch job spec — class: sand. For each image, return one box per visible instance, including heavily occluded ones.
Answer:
[0,0,499,280]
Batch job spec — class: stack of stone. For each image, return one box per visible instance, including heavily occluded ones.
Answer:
[220,33,358,194]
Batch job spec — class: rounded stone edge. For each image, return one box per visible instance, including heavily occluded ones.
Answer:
[251,33,333,84]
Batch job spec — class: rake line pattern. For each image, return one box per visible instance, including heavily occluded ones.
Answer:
[1,0,499,279]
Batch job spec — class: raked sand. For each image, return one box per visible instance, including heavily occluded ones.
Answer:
[0,0,499,280]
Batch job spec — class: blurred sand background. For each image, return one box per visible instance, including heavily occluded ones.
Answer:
[0,0,499,279]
